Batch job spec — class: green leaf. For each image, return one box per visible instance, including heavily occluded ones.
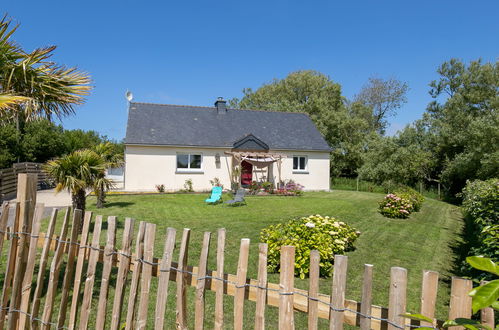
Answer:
[466,256,499,276]
[443,318,491,330]
[400,313,433,323]
[490,300,499,310]
[470,280,499,314]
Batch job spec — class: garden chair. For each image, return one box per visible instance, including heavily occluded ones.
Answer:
[225,188,246,206]
[205,186,223,204]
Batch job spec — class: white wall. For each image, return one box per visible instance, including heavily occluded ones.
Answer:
[125,146,232,192]
[124,145,330,191]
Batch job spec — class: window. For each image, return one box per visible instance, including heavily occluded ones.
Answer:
[293,156,307,172]
[177,154,202,171]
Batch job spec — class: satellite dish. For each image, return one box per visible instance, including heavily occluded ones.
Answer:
[125,90,133,102]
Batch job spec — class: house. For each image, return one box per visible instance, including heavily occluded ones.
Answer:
[124,98,332,192]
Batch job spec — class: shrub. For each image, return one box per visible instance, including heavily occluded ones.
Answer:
[275,180,304,196]
[461,178,499,278]
[183,179,193,192]
[155,184,165,193]
[378,193,413,218]
[395,187,425,212]
[209,177,223,188]
[248,181,261,195]
[260,215,360,278]
[261,181,274,194]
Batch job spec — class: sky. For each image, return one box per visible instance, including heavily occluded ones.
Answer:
[3,0,498,139]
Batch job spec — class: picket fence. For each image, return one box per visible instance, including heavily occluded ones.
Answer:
[0,174,495,329]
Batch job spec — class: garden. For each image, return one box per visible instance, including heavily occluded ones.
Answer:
[43,189,465,328]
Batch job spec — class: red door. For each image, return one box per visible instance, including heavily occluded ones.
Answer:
[240,161,253,186]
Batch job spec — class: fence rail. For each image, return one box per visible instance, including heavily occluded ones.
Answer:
[0,163,51,202]
[0,174,495,329]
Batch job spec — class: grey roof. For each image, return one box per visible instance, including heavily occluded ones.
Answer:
[125,102,332,152]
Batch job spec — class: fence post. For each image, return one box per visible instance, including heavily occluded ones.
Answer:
[255,243,268,330]
[234,238,250,330]
[137,223,156,330]
[388,267,407,330]
[330,255,348,330]
[31,208,58,326]
[95,216,117,329]
[111,217,135,330]
[18,204,44,329]
[308,250,320,330]
[448,277,473,330]
[194,231,211,330]
[420,270,439,327]
[360,264,373,330]
[78,214,103,329]
[214,228,226,330]
[279,245,295,330]
[154,227,176,330]
[68,211,93,329]
[7,173,37,328]
[125,221,146,330]
[41,208,71,330]
[176,228,191,330]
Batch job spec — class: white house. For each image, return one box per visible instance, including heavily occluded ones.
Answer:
[124,98,331,192]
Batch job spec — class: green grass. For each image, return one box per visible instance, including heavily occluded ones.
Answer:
[36,190,462,329]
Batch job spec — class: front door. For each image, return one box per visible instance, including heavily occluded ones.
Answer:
[240,161,253,186]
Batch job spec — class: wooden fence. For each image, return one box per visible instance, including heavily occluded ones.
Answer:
[0,163,51,202]
[0,174,495,329]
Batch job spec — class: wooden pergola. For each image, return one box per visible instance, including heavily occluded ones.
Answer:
[224,151,287,187]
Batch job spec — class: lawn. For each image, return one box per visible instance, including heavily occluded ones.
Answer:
[60,190,464,329]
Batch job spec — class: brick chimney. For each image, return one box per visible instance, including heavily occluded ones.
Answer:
[215,97,227,114]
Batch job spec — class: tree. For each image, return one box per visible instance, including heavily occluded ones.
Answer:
[20,119,66,163]
[44,149,110,214]
[231,70,375,177]
[358,133,433,187]
[92,142,123,208]
[355,76,409,134]
[424,59,499,195]
[0,16,92,123]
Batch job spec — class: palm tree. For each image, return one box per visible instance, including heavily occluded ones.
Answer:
[92,142,123,208]
[44,149,111,214]
[0,16,91,161]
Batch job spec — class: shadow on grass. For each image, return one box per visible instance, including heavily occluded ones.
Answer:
[102,202,135,208]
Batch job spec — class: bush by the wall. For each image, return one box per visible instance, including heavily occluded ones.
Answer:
[260,215,360,278]
[378,193,413,218]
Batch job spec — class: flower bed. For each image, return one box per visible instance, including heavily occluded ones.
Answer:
[260,214,360,278]
[249,180,304,196]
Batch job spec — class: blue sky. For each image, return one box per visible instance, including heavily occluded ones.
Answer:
[3,0,498,139]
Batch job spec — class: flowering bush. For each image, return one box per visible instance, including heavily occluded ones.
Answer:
[260,215,360,278]
[275,180,304,196]
[155,184,165,193]
[395,187,424,212]
[378,193,413,218]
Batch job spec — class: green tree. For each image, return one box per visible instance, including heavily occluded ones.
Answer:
[354,76,409,134]
[0,123,18,168]
[20,119,66,163]
[44,149,110,214]
[425,59,499,195]
[231,70,374,177]
[61,129,105,154]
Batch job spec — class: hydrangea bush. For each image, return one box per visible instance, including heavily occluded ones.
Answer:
[378,193,413,218]
[395,187,424,212]
[260,215,360,278]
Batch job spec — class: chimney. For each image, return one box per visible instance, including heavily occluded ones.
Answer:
[215,97,227,114]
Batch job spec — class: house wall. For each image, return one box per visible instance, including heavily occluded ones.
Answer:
[124,145,330,192]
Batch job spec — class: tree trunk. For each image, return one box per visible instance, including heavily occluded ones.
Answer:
[71,189,86,214]
[96,188,105,208]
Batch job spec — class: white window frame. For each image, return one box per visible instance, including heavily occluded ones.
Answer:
[292,155,308,173]
[176,153,203,173]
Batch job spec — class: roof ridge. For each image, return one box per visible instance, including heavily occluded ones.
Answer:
[130,101,309,116]
[130,101,214,110]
